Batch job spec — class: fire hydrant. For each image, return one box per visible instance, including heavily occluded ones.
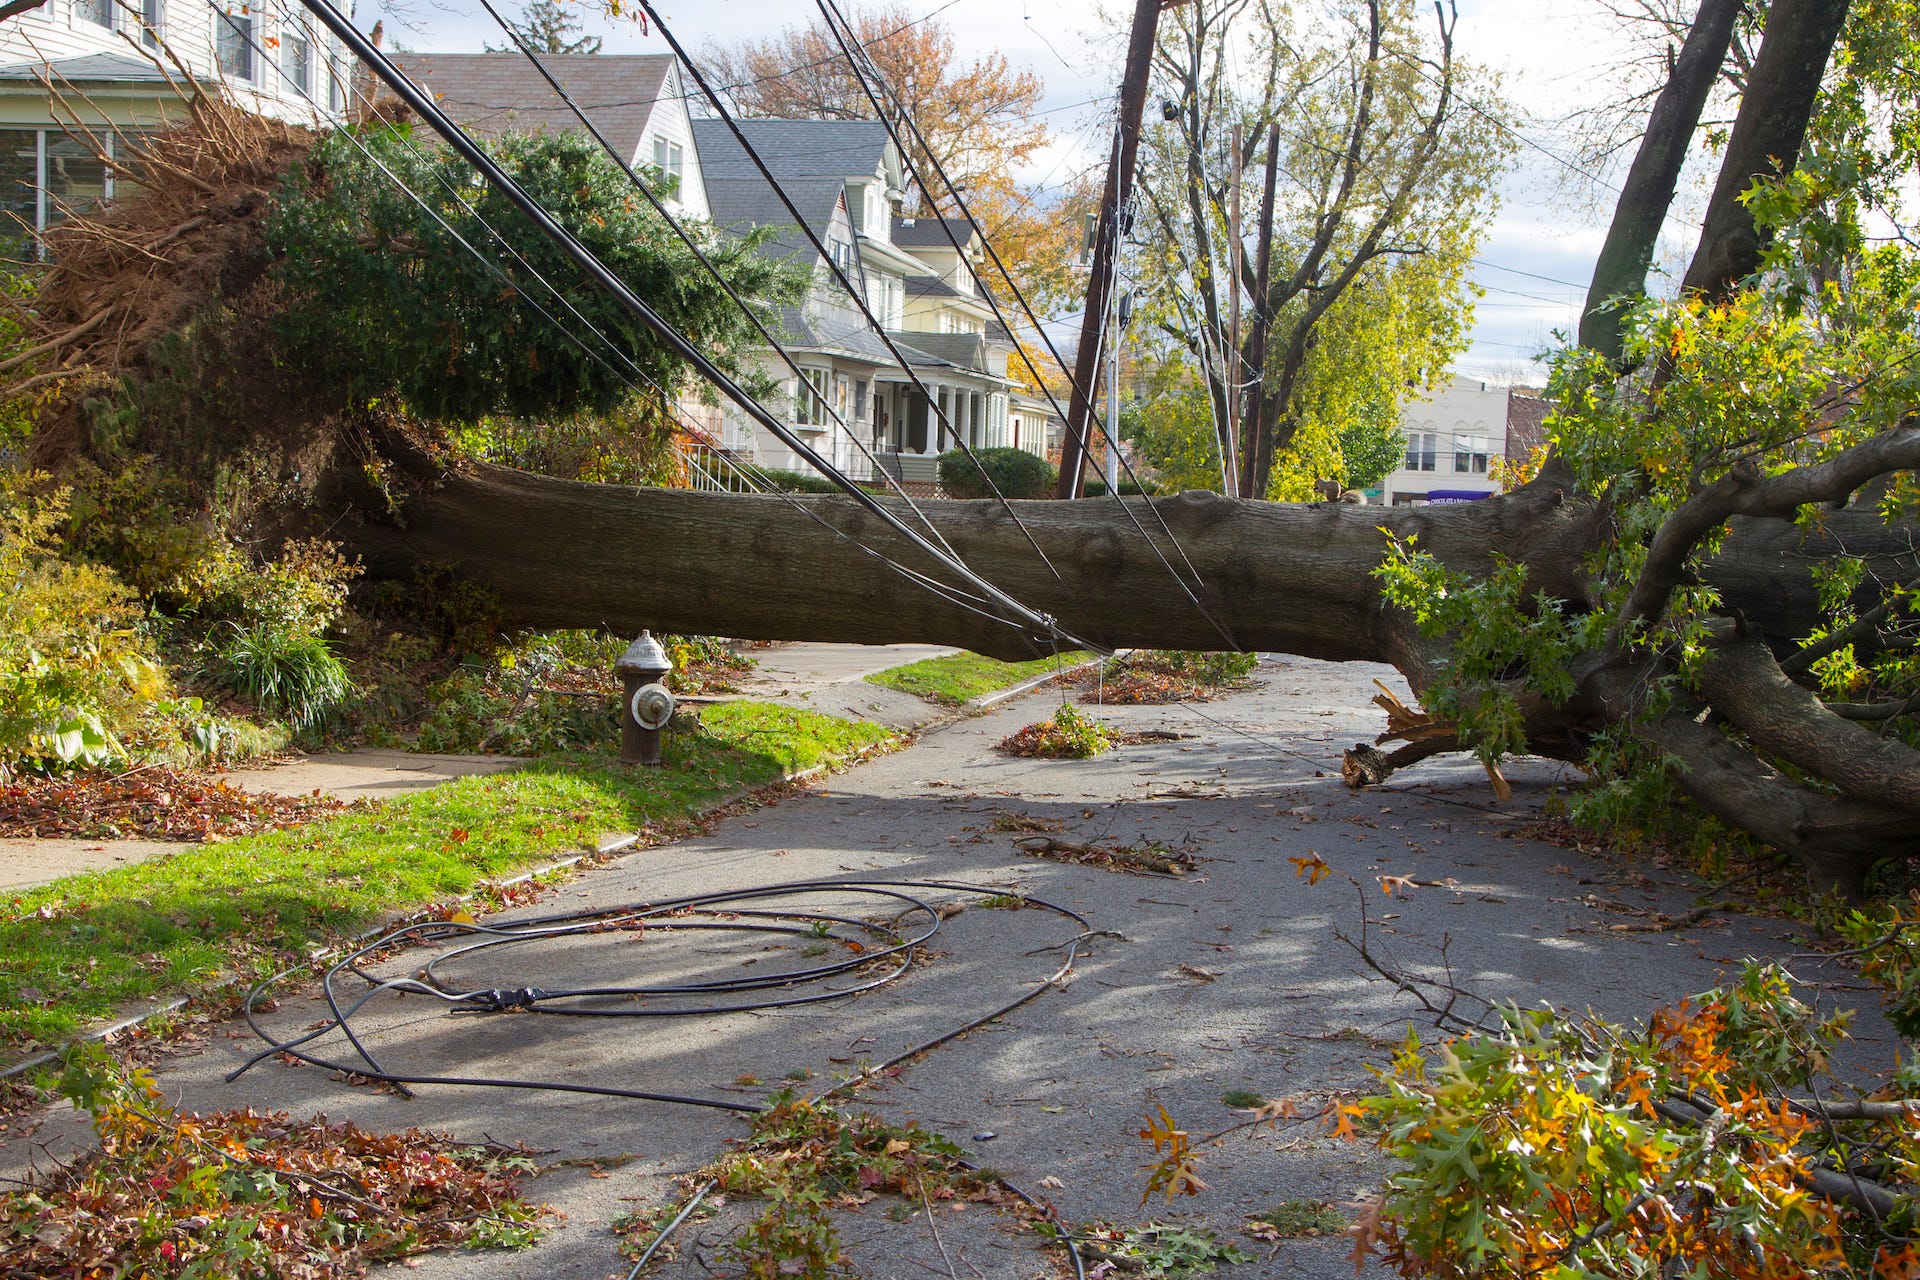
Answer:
[615,630,675,766]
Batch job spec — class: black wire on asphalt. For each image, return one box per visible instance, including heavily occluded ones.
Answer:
[229,877,1094,1279]
[811,0,1246,656]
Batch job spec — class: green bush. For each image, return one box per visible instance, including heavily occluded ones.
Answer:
[0,474,173,774]
[1081,476,1159,497]
[745,466,842,495]
[937,447,1056,499]
[213,622,355,731]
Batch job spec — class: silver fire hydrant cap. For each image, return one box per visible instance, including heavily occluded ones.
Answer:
[614,629,674,677]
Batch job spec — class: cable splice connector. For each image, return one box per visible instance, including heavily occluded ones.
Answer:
[461,987,548,1012]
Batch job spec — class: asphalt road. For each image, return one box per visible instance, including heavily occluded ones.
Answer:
[4,656,1896,1280]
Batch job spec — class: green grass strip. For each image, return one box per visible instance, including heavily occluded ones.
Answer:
[864,650,1091,706]
[0,701,890,1057]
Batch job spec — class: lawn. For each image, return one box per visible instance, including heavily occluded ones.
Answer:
[865,650,1092,706]
[0,701,891,1057]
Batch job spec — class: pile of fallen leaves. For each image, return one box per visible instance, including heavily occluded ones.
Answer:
[3,1049,548,1278]
[0,767,353,840]
[996,703,1113,758]
[1014,835,1197,877]
[1078,650,1259,705]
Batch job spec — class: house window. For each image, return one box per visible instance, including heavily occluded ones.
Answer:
[833,373,850,424]
[0,130,36,243]
[44,132,107,226]
[1453,434,1489,474]
[827,235,855,275]
[75,0,113,29]
[282,20,312,95]
[0,128,147,247]
[793,369,830,427]
[1404,432,1438,472]
[853,379,869,422]
[216,8,255,81]
[141,0,162,45]
[649,137,683,197]
[326,52,346,112]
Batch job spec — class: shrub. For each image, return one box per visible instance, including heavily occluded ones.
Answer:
[937,446,1056,499]
[997,703,1112,758]
[743,466,841,495]
[213,621,354,731]
[0,473,172,774]
[1080,476,1159,497]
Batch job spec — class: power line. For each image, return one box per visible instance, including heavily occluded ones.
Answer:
[638,0,1101,655]
[221,3,1044,638]
[298,0,1095,654]
[813,0,1245,656]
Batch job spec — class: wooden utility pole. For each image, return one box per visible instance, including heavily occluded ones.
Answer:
[1054,0,1166,499]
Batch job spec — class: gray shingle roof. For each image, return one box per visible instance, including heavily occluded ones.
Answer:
[886,330,992,373]
[692,119,884,264]
[904,273,964,299]
[388,53,672,163]
[0,54,187,83]
[691,118,890,183]
[892,215,973,248]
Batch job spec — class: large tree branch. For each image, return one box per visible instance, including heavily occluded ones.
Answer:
[1618,423,1920,634]
[1583,664,1920,899]
[1580,0,1741,361]
[1695,625,1920,815]
[1679,0,1852,302]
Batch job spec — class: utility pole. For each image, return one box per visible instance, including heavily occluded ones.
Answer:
[1054,0,1165,499]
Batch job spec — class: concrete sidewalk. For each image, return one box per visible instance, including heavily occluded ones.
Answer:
[0,643,963,891]
[0,751,525,891]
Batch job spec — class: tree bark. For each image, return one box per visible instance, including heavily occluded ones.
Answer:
[1679,0,1852,301]
[1580,0,1741,362]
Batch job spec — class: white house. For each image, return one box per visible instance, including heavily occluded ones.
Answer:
[386,53,709,222]
[1376,375,1511,505]
[692,119,1026,490]
[0,0,352,239]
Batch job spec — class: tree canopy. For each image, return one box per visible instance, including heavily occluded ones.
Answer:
[483,0,603,56]
[267,126,799,423]
[1133,0,1511,500]
[697,2,1048,217]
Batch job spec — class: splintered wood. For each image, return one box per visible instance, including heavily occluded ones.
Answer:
[1342,680,1512,801]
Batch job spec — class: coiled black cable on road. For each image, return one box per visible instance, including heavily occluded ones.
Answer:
[230,877,1097,1277]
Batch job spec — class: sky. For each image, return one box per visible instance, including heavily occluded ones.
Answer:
[356,0,1708,387]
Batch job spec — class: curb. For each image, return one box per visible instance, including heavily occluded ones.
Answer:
[971,653,1113,710]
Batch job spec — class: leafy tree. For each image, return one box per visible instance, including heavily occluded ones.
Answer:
[266,126,800,422]
[1119,373,1230,495]
[1134,0,1511,498]
[1334,406,1405,493]
[484,0,602,55]
[698,2,1047,217]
